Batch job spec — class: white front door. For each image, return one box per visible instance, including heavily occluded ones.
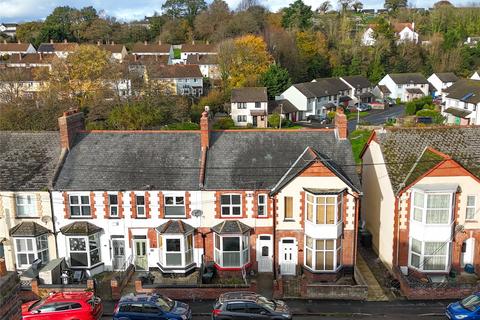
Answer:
[461,238,475,267]
[257,235,273,273]
[279,238,297,275]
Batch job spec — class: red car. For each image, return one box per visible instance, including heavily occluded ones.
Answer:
[22,291,103,320]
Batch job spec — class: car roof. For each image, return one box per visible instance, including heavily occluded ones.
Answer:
[45,292,93,303]
[218,292,260,303]
[119,293,159,303]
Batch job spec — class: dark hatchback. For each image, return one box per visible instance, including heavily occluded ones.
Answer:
[212,292,292,320]
[113,293,191,320]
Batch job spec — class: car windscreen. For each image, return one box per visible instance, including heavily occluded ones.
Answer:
[155,296,174,311]
[461,295,480,312]
[256,296,275,312]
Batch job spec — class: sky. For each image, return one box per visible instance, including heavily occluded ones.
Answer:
[0,0,473,22]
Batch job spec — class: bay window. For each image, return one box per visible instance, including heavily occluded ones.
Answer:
[409,238,450,272]
[412,191,452,224]
[68,233,101,268]
[69,195,91,217]
[214,234,249,268]
[14,234,49,269]
[158,233,194,268]
[306,194,342,225]
[165,196,185,217]
[304,236,342,272]
[16,194,36,217]
[221,194,241,216]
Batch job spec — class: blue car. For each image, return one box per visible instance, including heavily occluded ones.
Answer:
[113,293,191,320]
[446,293,480,319]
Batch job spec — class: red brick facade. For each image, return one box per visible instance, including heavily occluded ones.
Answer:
[103,192,109,218]
[89,192,97,218]
[158,192,165,218]
[145,192,151,219]
[130,192,137,219]
[63,192,70,218]
[118,192,124,219]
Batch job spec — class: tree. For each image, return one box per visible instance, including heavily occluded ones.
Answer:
[236,0,260,11]
[162,0,208,28]
[194,0,231,41]
[317,1,332,13]
[338,0,354,12]
[384,0,407,11]
[260,64,292,99]
[217,35,272,88]
[16,22,43,46]
[352,1,363,12]
[40,6,78,42]
[268,113,286,128]
[281,0,313,30]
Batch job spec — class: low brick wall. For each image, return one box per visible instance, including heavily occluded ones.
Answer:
[0,271,21,320]
[135,278,257,300]
[111,264,135,300]
[23,279,95,300]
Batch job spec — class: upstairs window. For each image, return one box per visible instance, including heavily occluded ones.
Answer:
[221,194,242,216]
[165,196,185,217]
[412,192,452,224]
[466,195,477,221]
[136,195,145,217]
[306,194,342,225]
[237,102,246,109]
[255,102,261,108]
[258,195,267,217]
[16,194,36,217]
[284,197,293,220]
[69,195,91,217]
[109,194,118,217]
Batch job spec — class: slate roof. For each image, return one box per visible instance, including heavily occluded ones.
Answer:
[0,53,55,65]
[341,75,371,89]
[97,44,125,53]
[9,222,50,237]
[60,221,103,235]
[377,85,391,94]
[268,99,298,114]
[0,132,61,191]
[156,220,195,234]
[131,43,171,54]
[443,107,471,118]
[125,54,169,65]
[294,78,350,98]
[204,130,361,191]
[181,43,217,53]
[0,67,49,81]
[37,43,78,53]
[406,88,424,94]
[0,43,31,52]
[434,72,458,83]
[374,126,480,194]
[444,79,480,104]
[186,54,218,65]
[388,73,428,85]
[211,220,251,234]
[54,132,202,191]
[231,87,267,103]
[147,64,203,79]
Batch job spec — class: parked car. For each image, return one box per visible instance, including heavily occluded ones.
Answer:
[306,114,327,123]
[446,293,480,319]
[355,103,372,112]
[212,291,292,320]
[22,292,102,320]
[384,97,395,107]
[113,293,191,320]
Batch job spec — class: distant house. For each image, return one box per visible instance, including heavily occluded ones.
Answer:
[339,75,374,105]
[185,54,219,79]
[428,72,458,97]
[37,40,78,58]
[0,53,55,69]
[471,71,480,81]
[230,87,268,127]
[0,41,36,55]
[0,23,18,37]
[361,26,376,46]
[377,73,429,102]
[97,43,128,62]
[131,41,173,60]
[268,99,299,122]
[393,22,419,44]
[278,78,350,120]
[441,79,480,125]
[372,85,391,100]
[180,42,217,63]
[0,67,48,101]
[146,64,203,97]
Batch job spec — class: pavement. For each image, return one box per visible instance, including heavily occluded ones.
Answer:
[356,254,389,301]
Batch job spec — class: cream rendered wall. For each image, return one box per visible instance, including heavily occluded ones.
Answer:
[361,140,395,269]
[0,191,56,271]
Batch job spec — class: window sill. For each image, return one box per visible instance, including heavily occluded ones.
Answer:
[302,265,342,273]
[69,216,93,219]
[220,215,245,219]
[15,216,40,219]
[164,216,187,219]
[214,261,251,271]
[283,219,295,222]
[465,220,477,223]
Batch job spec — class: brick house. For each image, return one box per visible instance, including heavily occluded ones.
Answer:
[361,127,480,293]
[0,131,61,272]
[51,108,360,280]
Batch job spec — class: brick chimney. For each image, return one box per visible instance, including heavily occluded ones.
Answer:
[200,107,210,150]
[335,107,348,140]
[0,258,6,277]
[58,109,85,150]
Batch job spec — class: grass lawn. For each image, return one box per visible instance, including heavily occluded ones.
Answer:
[346,111,369,121]
[349,129,372,164]
[173,48,181,59]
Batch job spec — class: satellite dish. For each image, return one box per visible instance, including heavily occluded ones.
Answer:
[41,216,52,224]
[191,210,203,217]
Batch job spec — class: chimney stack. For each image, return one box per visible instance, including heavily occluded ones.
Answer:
[335,107,348,140]
[0,258,6,277]
[38,52,42,60]
[200,107,210,150]
[58,109,85,150]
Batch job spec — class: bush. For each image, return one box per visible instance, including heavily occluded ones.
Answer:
[395,98,401,105]
[164,122,200,130]
[416,109,445,124]
[405,101,417,115]
[327,111,336,122]
[268,113,283,128]
[213,117,235,129]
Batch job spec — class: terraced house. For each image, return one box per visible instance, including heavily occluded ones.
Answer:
[361,126,480,297]
[51,108,361,282]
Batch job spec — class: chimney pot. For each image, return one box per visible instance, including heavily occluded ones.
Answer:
[17,39,20,44]
[192,40,195,45]
[144,40,148,45]
[200,107,210,150]
[58,108,85,150]
[3,40,6,44]
[50,39,53,44]
[334,107,348,140]
[97,40,101,45]
[158,40,162,45]
[64,39,67,43]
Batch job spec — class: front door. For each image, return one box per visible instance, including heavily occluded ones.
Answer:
[112,239,125,270]
[257,235,273,273]
[279,238,297,275]
[134,239,148,271]
[252,116,258,127]
[461,238,475,267]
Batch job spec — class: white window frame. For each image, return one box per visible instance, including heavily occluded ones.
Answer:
[159,233,194,268]
[136,195,146,217]
[69,194,91,217]
[237,102,246,109]
[466,195,477,221]
[214,233,249,268]
[109,194,118,217]
[237,115,247,123]
[67,233,101,269]
[408,237,450,272]
[305,193,343,225]
[14,235,49,269]
[164,194,186,217]
[220,194,242,217]
[304,235,342,272]
[411,191,453,225]
[257,194,267,217]
[15,194,36,217]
